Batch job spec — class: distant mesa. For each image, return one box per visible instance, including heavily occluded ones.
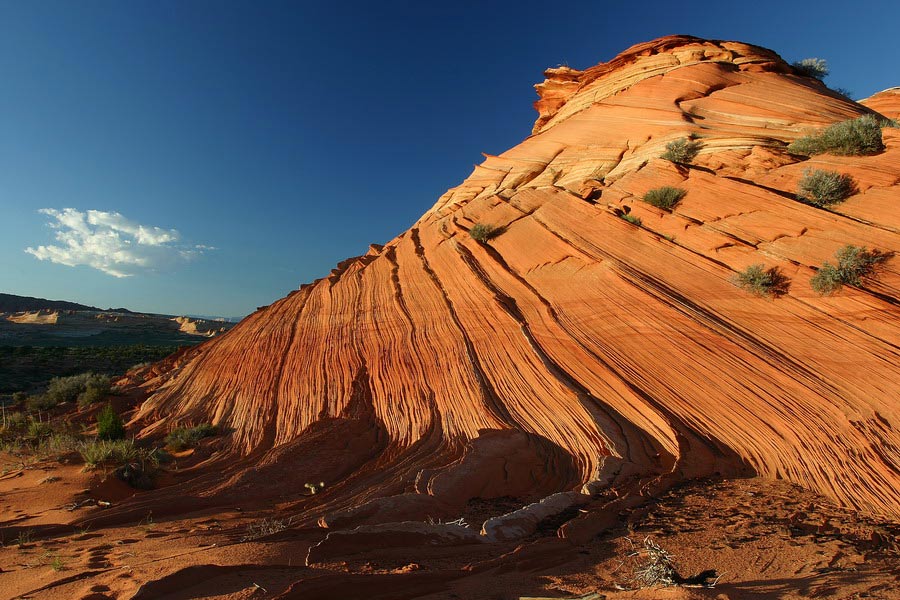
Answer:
[0,292,236,344]
[0,292,106,313]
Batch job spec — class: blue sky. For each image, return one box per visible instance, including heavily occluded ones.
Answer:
[2,1,898,317]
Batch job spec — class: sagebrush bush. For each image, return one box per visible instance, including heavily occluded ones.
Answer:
[797,169,856,206]
[469,223,499,242]
[643,187,686,211]
[810,245,893,294]
[788,115,885,156]
[26,394,60,412]
[792,58,828,80]
[734,265,791,297]
[27,373,112,412]
[77,375,111,409]
[661,137,702,164]
[165,423,218,451]
[45,373,93,405]
[620,214,642,226]
[97,404,125,440]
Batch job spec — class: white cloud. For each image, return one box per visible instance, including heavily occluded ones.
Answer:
[26,208,211,278]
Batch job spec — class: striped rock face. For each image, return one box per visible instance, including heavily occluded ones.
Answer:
[134,36,900,520]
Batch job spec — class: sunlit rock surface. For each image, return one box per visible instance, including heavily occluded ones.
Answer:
[134,35,900,521]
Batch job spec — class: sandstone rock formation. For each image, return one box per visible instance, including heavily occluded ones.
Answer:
[133,35,900,524]
[172,315,228,337]
[5,310,61,324]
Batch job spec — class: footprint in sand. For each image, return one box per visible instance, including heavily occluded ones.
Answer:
[85,544,113,569]
[78,584,113,600]
[143,531,167,539]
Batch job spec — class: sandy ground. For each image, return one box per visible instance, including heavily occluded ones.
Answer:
[2,453,897,600]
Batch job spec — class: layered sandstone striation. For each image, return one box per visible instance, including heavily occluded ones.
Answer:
[134,36,900,522]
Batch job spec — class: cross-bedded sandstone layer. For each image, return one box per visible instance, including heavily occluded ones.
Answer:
[132,35,900,523]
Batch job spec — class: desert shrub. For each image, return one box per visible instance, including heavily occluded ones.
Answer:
[26,419,53,439]
[810,245,893,294]
[469,223,499,242]
[642,186,686,211]
[12,391,28,405]
[165,423,218,451]
[28,373,112,412]
[17,529,34,545]
[661,137,702,164]
[242,516,292,541]
[49,554,65,571]
[788,115,885,156]
[792,58,828,80]
[152,447,173,463]
[164,428,194,451]
[26,394,59,412]
[734,265,791,297]
[631,537,680,587]
[96,404,125,440]
[77,375,111,409]
[40,432,81,455]
[831,87,854,99]
[0,345,178,397]
[44,373,93,406]
[114,455,162,489]
[78,438,138,467]
[2,410,27,431]
[620,214,642,226]
[810,262,841,295]
[796,169,856,207]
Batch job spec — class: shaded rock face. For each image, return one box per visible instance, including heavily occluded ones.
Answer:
[135,36,900,520]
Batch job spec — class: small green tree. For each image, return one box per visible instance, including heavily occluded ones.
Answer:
[97,404,125,441]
